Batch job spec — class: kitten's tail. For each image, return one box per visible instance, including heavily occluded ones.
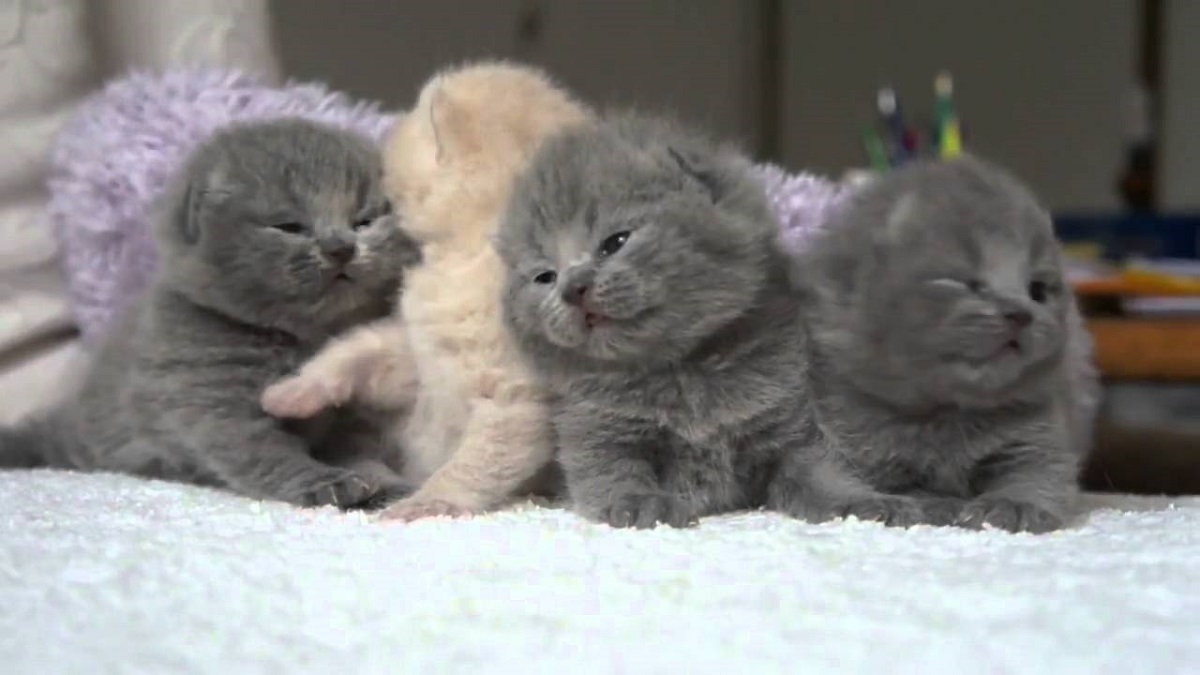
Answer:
[0,414,81,469]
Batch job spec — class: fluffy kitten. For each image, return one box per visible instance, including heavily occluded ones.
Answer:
[496,113,811,528]
[0,119,421,508]
[262,62,590,520]
[778,155,1099,533]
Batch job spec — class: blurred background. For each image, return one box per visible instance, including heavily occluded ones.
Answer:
[274,0,1177,213]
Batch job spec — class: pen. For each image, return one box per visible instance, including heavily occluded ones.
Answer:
[877,86,910,164]
[862,126,890,171]
[934,71,962,159]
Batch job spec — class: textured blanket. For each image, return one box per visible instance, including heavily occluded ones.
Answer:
[0,470,1195,674]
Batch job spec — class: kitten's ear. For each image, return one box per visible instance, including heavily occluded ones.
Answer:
[667,146,725,202]
[167,165,227,245]
[166,176,207,245]
[428,86,479,163]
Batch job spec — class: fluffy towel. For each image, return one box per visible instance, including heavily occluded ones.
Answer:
[48,69,397,343]
[1,469,1196,673]
[47,69,848,343]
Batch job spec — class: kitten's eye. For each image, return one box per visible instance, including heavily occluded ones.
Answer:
[352,217,374,231]
[597,231,631,258]
[270,222,306,235]
[965,279,985,293]
[533,271,557,285]
[1028,280,1051,303]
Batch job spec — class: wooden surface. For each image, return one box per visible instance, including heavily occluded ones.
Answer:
[1072,275,1200,381]
[1086,317,1200,380]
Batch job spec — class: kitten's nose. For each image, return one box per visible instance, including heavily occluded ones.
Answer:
[319,238,356,266]
[1004,310,1033,329]
[562,283,590,307]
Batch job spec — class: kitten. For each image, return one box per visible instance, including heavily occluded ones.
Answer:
[262,62,591,520]
[495,112,811,528]
[0,119,421,508]
[776,155,1100,533]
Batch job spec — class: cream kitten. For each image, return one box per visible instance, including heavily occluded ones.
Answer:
[262,61,591,521]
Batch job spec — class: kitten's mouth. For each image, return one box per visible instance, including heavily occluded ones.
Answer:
[992,339,1022,358]
[584,311,609,329]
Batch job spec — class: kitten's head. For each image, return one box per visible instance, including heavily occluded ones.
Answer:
[383,60,590,246]
[798,155,1069,411]
[156,118,421,338]
[497,113,781,367]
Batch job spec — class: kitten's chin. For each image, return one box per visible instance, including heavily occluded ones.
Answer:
[943,356,1059,409]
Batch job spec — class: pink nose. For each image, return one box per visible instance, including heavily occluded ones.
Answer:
[563,283,590,307]
[1005,310,1032,329]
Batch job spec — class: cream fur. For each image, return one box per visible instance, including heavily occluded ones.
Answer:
[262,61,590,520]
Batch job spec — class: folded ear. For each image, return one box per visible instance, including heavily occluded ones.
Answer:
[666,145,727,203]
[163,164,228,245]
[428,86,481,163]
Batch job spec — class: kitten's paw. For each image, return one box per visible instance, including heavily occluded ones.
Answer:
[353,482,414,512]
[838,496,925,528]
[919,497,970,527]
[261,374,349,419]
[600,493,697,529]
[294,471,378,509]
[380,498,473,522]
[956,498,1065,534]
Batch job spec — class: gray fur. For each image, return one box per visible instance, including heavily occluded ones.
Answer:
[0,119,422,508]
[776,155,1100,533]
[496,113,811,528]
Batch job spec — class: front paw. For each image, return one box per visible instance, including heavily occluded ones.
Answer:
[599,492,697,529]
[261,373,349,419]
[787,495,925,528]
[380,498,473,522]
[839,495,926,528]
[956,497,1065,534]
[291,470,378,509]
[918,497,970,527]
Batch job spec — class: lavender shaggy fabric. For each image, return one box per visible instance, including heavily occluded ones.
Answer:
[48,69,398,343]
[755,163,850,254]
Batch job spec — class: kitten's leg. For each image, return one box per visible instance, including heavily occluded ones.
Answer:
[957,444,1079,534]
[170,412,382,509]
[316,411,414,511]
[262,319,417,418]
[379,399,554,522]
[556,406,696,529]
[767,439,929,528]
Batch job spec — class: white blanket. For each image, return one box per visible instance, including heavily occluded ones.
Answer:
[1,470,1196,674]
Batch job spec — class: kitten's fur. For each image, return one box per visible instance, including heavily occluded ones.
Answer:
[0,119,420,508]
[777,156,1100,533]
[262,62,590,520]
[496,113,811,528]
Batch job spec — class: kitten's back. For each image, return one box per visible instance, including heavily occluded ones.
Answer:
[383,61,591,246]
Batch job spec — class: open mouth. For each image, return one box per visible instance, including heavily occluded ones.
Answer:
[992,340,1021,358]
[584,312,608,328]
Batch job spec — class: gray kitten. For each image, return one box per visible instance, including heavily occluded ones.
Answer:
[496,113,810,528]
[778,155,1100,533]
[0,118,422,508]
